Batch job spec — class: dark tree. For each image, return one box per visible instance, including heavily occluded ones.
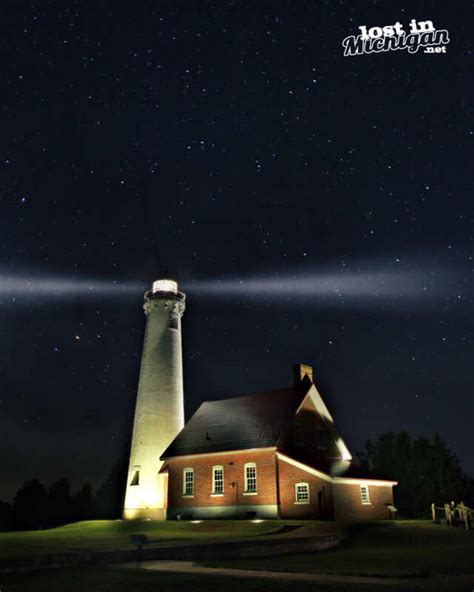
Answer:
[0,500,14,531]
[71,483,94,522]
[94,462,127,519]
[13,479,48,530]
[358,431,467,518]
[8,478,100,530]
[46,478,75,526]
[463,478,474,508]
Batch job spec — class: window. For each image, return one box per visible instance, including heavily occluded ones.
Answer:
[212,466,224,494]
[360,484,370,505]
[295,482,310,504]
[169,314,179,330]
[130,470,140,486]
[183,468,194,496]
[244,463,257,493]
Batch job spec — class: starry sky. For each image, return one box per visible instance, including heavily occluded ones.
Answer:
[0,2,472,501]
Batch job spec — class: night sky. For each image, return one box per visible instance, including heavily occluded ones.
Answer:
[0,2,472,501]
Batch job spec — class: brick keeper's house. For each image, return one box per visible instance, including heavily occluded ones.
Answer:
[160,364,397,521]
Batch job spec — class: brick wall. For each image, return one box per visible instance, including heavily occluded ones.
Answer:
[277,456,334,519]
[166,449,395,522]
[332,482,394,521]
[166,449,278,511]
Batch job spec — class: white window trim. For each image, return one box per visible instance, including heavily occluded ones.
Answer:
[182,467,194,497]
[294,482,310,505]
[360,484,371,505]
[212,465,224,496]
[244,462,257,494]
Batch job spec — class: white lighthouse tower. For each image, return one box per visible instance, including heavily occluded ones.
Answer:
[123,278,185,520]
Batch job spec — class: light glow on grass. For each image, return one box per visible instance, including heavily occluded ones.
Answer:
[1,519,308,563]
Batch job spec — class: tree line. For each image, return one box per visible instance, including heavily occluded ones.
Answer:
[0,463,127,531]
[0,431,472,531]
[357,431,472,517]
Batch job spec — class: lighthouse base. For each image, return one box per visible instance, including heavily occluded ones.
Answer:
[123,508,167,521]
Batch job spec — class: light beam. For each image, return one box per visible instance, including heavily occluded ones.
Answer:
[186,265,464,306]
[0,272,142,301]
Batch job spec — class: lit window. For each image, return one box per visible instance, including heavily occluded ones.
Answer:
[295,482,310,504]
[360,485,370,505]
[130,470,139,486]
[212,466,224,494]
[183,468,194,496]
[244,463,257,493]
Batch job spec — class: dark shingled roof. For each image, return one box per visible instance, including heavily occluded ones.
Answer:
[161,387,306,458]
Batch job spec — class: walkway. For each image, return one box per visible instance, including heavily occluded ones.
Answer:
[123,560,474,590]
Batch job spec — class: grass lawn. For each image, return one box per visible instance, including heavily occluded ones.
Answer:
[203,521,474,577]
[0,519,337,564]
[1,521,473,591]
[0,566,343,592]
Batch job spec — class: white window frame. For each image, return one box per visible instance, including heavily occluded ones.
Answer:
[244,462,257,494]
[360,484,370,505]
[212,465,224,495]
[183,467,194,497]
[294,482,310,504]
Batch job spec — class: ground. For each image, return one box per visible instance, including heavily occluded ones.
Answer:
[0,518,338,563]
[0,568,348,592]
[205,520,474,577]
[1,520,473,591]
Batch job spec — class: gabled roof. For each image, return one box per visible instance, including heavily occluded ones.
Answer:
[161,386,308,459]
[300,382,352,461]
[159,363,396,485]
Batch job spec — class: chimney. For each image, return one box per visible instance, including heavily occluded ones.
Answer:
[294,363,313,386]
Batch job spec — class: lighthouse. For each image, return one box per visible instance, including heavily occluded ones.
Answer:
[123,278,185,520]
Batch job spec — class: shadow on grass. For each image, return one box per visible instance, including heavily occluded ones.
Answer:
[202,521,474,578]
